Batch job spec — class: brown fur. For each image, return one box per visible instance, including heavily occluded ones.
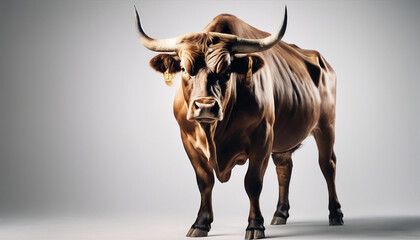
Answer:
[144,13,343,239]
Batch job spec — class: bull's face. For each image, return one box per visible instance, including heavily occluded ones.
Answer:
[135,7,287,123]
[148,34,265,123]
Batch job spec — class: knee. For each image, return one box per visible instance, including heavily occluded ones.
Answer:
[331,152,337,163]
[196,174,214,193]
[319,157,336,173]
[245,178,263,197]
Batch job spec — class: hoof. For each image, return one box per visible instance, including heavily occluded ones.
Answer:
[186,227,208,237]
[271,216,287,225]
[329,208,344,226]
[329,217,344,226]
[245,229,265,239]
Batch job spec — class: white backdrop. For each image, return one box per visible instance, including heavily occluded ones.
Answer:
[0,0,419,225]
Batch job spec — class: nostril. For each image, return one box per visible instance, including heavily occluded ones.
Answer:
[194,101,200,110]
[211,102,220,114]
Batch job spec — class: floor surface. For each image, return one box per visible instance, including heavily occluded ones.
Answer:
[0,216,419,239]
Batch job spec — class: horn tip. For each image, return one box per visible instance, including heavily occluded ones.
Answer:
[281,5,288,32]
[134,5,140,25]
[283,5,288,19]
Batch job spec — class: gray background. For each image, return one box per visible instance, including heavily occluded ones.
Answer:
[0,0,419,239]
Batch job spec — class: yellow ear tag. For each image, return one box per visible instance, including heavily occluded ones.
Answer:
[245,56,253,86]
[163,69,175,86]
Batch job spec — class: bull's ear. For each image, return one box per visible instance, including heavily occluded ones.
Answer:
[149,54,181,73]
[231,55,265,74]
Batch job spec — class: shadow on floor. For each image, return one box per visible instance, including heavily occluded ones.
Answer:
[265,217,420,239]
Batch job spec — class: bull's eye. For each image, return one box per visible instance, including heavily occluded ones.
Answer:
[225,67,231,78]
[181,67,187,75]
[181,67,190,79]
[219,71,230,81]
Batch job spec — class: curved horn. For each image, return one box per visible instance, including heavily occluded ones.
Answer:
[232,6,288,53]
[134,6,180,52]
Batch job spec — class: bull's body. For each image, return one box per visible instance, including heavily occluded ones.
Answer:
[136,9,343,239]
[176,14,336,183]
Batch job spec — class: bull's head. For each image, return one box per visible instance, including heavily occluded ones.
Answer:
[135,7,287,123]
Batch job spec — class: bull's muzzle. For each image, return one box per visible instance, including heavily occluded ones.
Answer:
[187,97,223,122]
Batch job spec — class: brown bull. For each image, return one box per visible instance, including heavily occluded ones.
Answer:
[135,6,343,239]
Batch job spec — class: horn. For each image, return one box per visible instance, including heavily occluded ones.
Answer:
[134,6,180,52]
[232,6,288,53]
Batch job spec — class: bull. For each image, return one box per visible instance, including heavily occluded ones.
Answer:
[135,6,343,239]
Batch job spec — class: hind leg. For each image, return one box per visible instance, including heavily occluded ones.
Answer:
[271,152,293,225]
[313,125,344,225]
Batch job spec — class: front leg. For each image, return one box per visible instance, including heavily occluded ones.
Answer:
[244,164,267,239]
[245,124,273,239]
[186,168,214,237]
[181,131,215,237]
